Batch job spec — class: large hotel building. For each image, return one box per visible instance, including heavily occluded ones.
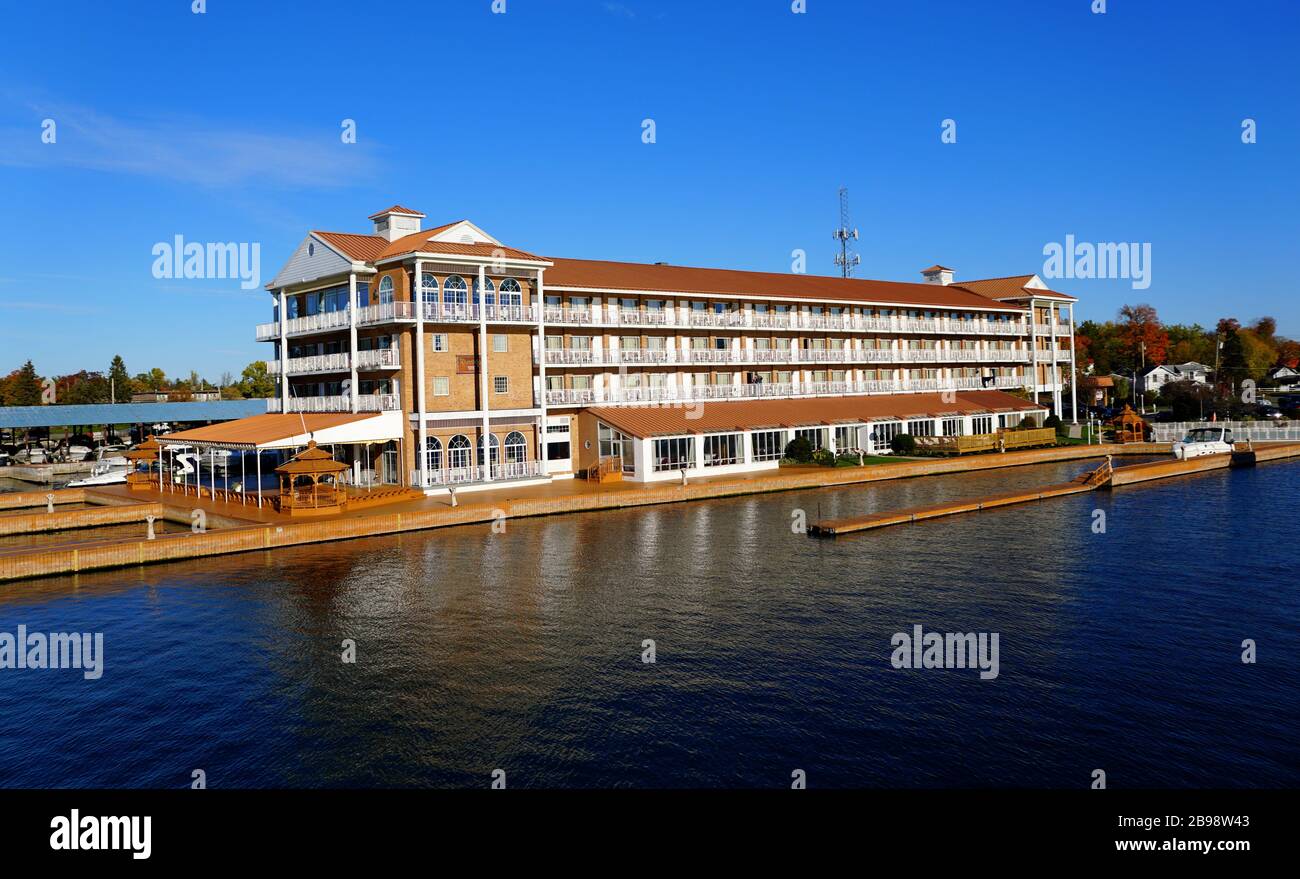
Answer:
[250,206,1076,492]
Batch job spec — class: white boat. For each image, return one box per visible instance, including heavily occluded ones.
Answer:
[12,447,48,465]
[1172,426,1234,460]
[66,448,132,487]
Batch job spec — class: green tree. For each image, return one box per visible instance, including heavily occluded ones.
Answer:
[8,360,44,406]
[108,355,132,402]
[238,361,275,398]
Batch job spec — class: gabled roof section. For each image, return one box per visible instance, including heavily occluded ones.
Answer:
[269,232,368,289]
[952,274,1076,302]
[377,223,547,263]
[545,258,1022,311]
[313,231,389,262]
[368,205,426,219]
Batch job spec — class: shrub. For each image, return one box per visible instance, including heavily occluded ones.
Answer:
[811,448,835,467]
[783,436,813,463]
[1044,414,1063,433]
[890,433,917,455]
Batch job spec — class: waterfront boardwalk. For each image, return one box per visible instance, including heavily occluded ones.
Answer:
[2,442,1297,582]
[809,441,1300,536]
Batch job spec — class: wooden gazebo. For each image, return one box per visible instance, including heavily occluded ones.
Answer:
[125,435,161,491]
[275,441,349,516]
[1111,405,1149,444]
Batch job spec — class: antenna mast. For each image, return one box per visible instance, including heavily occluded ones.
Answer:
[833,186,860,278]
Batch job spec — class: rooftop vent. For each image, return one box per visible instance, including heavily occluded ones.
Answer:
[920,264,954,286]
[368,205,426,242]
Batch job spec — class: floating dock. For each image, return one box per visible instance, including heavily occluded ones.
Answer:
[809,442,1300,537]
[2,442,1297,582]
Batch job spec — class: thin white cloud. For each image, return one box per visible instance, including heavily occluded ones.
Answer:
[0,96,380,188]
[603,2,636,18]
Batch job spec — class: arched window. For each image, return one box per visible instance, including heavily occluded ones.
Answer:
[420,273,439,310]
[477,433,500,466]
[377,276,394,304]
[504,430,527,464]
[447,434,472,471]
[473,276,496,306]
[443,275,468,311]
[498,278,523,308]
[423,435,442,471]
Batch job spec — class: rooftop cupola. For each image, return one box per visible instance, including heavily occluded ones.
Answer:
[920,264,955,286]
[368,205,426,242]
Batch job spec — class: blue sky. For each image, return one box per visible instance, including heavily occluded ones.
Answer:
[1,0,1297,380]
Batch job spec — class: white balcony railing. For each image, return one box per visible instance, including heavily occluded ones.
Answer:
[357,301,416,325]
[543,376,1030,407]
[409,459,546,489]
[355,348,400,370]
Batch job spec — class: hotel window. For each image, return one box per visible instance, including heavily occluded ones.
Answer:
[433,376,450,396]
[499,278,523,307]
[477,434,500,466]
[493,334,508,353]
[473,277,496,305]
[645,299,664,312]
[546,375,565,391]
[871,421,902,451]
[624,373,643,388]
[776,370,793,384]
[754,338,771,350]
[377,276,394,304]
[571,335,593,351]
[972,416,994,435]
[691,337,708,350]
[794,428,827,451]
[423,436,442,471]
[831,370,846,382]
[494,376,509,394]
[421,273,439,308]
[835,425,858,451]
[751,430,784,462]
[621,336,640,350]
[653,437,695,472]
[504,431,527,464]
[356,283,370,307]
[812,370,828,383]
[571,375,592,390]
[443,275,468,308]
[775,337,792,350]
[908,419,936,437]
[620,297,638,312]
[648,373,668,388]
[431,334,448,352]
[942,418,964,437]
[703,433,739,466]
[646,336,666,350]
[448,435,473,470]
[545,335,563,350]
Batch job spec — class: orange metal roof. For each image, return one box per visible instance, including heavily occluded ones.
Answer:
[588,390,1041,438]
[377,231,546,263]
[313,231,389,262]
[953,276,1076,302]
[367,205,426,219]
[545,258,1021,311]
[162,413,374,449]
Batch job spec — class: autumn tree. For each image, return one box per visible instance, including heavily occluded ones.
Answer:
[1118,304,1169,367]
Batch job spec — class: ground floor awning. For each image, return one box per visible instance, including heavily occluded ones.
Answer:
[159,411,403,450]
[587,390,1044,439]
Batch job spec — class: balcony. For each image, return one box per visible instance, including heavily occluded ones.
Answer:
[409,459,546,489]
[267,353,350,377]
[355,348,401,370]
[357,301,416,326]
[543,376,1029,407]
[267,392,401,413]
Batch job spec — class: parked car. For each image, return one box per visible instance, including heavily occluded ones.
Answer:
[1253,405,1286,421]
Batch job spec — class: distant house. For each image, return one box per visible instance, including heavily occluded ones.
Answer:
[1078,375,1115,406]
[130,390,220,403]
[131,392,168,403]
[1137,362,1212,395]
[1269,365,1300,385]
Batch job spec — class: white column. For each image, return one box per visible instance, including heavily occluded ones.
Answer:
[1068,302,1079,423]
[537,268,548,475]
[479,264,492,482]
[414,259,427,486]
[1049,301,1062,416]
[278,289,289,409]
[348,274,359,413]
[1028,300,1039,400]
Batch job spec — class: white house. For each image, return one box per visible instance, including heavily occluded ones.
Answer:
[1137,361,1212,395]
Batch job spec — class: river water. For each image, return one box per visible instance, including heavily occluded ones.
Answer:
[0,457,1296,788]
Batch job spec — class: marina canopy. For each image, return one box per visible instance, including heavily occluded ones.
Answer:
[160,412,402,450]
[587,390,1042,439]
[0,399,267,430]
